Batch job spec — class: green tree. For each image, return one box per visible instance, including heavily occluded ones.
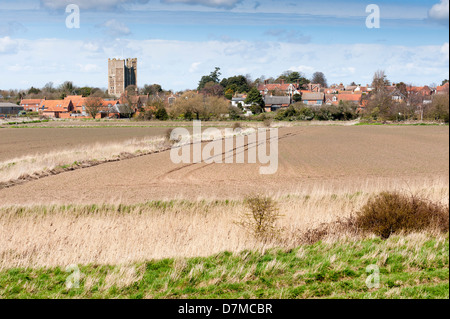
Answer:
[220,75,251,94]
[142,84,163,95]
[245,88,265,114]
[28,87,41,95]
[293,93,302,102]
[155,106,169,121]
[76,87,92,97]
[198,67,221,91]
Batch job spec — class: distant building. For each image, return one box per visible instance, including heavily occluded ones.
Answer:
[108,58,137,98]
[258,80,300,97]
[302,92,325,106]
[264,96,291,112]
[436,82,449,95]
[0,102,24,115]
[38,99,74,118]
[20,99,44,112]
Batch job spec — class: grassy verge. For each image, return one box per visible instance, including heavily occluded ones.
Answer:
[1,233,447,299]
[354,122,448,126]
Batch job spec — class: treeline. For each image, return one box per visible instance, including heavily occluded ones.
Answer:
[0,81,174,104]
[0,81,116,102]
[196,67,328,99]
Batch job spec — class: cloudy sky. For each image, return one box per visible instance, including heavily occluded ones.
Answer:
[0,0,449,91]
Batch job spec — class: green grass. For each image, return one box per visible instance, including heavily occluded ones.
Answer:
[0,234,448,299]
[5,119,49,126]
[354,122,448,126]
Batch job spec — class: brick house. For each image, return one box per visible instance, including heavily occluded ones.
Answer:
[20,99,44,112]
[302,92,325,106]
[39,99,74,118]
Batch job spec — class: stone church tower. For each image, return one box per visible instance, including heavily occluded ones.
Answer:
[108,58,137,98]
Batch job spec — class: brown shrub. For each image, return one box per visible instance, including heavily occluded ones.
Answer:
[237,195,283,243]
[299,217,358,245]
[232,122,242,130]
[354,192,449,239]
[263,118,272,128]
[165,128,181,144]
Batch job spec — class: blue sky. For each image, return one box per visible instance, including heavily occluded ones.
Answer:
[0,0,448,91]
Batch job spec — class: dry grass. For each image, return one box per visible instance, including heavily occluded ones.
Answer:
[0,128,256,185]
[0,178,447,270]
[0,137,169,184]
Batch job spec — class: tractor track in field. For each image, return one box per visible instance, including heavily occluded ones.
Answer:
[0,128,297,190]
[156,130,301,180]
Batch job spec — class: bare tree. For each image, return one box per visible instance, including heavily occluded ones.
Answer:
[311,72,328,87]
[372,70,390,93]
[85,96,103,119]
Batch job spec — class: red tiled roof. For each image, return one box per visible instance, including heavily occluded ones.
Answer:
[258,83,296,92]
[100,100,118,107]
[407,86,432,96]
[337,93,362,102]
[39,100,72,112]
[436,82,449,93]
[20,99,43,105]
[64,95,86,107]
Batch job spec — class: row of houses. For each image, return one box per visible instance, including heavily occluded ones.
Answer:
[11,81,450,118]
[18,92,177,118]
[19,96,121,118]
[246,81,450,113]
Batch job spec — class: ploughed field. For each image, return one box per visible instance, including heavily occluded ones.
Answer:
[0,127,171,162]
[0,125,448,205]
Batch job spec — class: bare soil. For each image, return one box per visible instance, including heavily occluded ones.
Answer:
[0,125,447,206]
[0,127,170,161]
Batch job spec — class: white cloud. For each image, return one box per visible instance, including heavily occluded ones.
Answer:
[1,38,449,90]
[78,63,101,72]
[288,65,315,75]
[40,0,150,10]
[0,36,19,54]
[264,29,311,44]
[41,0,241,10]
[428,0,449,23]
[101,19,131,37]
[189,62,202,73]
[0,21,27,37]
[441,42,449,60]
[82,42,103,52]
[162,0,242,9]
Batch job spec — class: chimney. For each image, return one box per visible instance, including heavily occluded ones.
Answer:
[281,79,285,85]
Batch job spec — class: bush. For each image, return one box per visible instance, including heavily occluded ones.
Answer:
[165,128,181,144]
[274,104,314,121]
[232,122,242,130]
[263,118,272,127]
[355,192,449,239]
[155,107,169,121]
[424,94,449,123]
[229,106,242,120]
[237,195,283,243]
